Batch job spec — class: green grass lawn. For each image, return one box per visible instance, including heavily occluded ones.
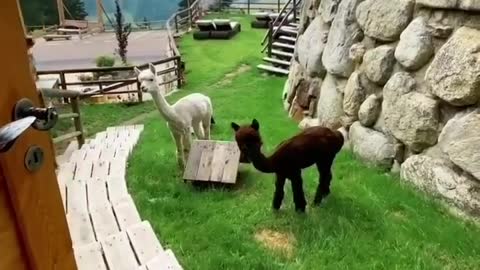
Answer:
[86,14,480,269]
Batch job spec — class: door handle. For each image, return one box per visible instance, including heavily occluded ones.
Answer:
[0,98,58,152]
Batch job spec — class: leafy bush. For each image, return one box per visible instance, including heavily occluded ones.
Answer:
[95,55,115,67]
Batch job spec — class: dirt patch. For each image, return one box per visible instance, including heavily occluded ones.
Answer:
[254,229,296,258]
[215,64,252,86]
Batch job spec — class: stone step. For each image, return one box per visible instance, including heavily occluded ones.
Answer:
[288,22,299,28]
[273,26,298,36]
[257,64,290,75]
[278,35,297,43]
[271,49,294,58]
[263,57,291,66]
[272,42,295,50]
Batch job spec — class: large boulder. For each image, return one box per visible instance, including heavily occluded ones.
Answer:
[425,27,480,106]
[358,94,382,127]
[364,45,396,85]
[438,109,480,180]
[384,72,440,153]
[316,74,346,129]
[356,0,415,41]
[349,122,396,169]
[297,16,330,77]
[322,0,364,78]
[343,72,367,119]
[395,17,434,71]
[401,154,480,214]
[417,0,480,11]
[318,0,342,24]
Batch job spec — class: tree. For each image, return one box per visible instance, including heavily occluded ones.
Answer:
[64,0,88,20]
[114,0,132,65]
[20,0,88,27]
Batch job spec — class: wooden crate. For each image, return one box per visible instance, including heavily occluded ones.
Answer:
[183,140,241,184]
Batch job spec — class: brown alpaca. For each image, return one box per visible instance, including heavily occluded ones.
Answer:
[231,119,344,212]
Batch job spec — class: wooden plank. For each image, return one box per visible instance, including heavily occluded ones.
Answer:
[101,147,116,162]
[91,160,109,180]
[109,157,127,179]
[138,266,148,270]
[87,180,110,212]
[164,249,183,270]
[53,131,83,144]
[196,141,216,181]
[66,212,95,246]
[90,205,120,241]
[107,176,130,206]
[84,148,102,162]
[73,242,107,270]
[183,140,210,181]
[221,142,241,184]
[101,231,139,270]
[113,196,141,231]
[67,179,88,214]
[145,253,174,270]
[74,160,93,180]
[210,142,229,182]
[127,221,163,264]
[70,149,87,164]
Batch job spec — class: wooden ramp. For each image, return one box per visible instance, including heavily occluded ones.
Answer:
[56,125,183,270]
[183,140,241,184]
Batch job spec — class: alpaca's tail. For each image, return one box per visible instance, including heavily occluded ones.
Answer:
[333,127,347,153]
[211,116,216,125]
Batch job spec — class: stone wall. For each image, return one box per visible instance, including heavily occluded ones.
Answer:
[283,0,480,214]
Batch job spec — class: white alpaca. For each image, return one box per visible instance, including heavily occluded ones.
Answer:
[135,63,214,168]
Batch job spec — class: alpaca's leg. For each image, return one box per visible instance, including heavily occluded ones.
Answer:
[272,174,286,210]
[291,171,307,212]
[202,115,211,140]
[192,121,205,139]
[171,131,185,168]
[181,131,192,163]
[313,160,333,206]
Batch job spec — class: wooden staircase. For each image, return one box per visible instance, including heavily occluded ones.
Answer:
[257,0,302,76]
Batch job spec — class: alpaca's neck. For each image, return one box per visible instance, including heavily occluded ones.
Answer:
[247,147,275,173]
[149,87,178,122]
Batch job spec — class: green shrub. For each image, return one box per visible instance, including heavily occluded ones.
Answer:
[95,55,115,67]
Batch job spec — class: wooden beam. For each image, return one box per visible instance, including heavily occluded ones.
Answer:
[96,0,104,31]
[57,0,65,25]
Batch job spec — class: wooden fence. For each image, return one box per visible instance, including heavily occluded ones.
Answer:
[220,0,293,14]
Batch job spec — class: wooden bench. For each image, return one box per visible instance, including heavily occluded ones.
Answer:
[183,140,241,184]
[44,34,72,41]
[57,19,89,38]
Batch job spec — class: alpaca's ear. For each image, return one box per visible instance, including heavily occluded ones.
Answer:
[134,67,141,76]
[231,122,240,131]
[149,63,156,74]
[251,119,259,131]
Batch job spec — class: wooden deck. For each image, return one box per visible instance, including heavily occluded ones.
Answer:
[56,125,183,270]
[183,140,241,184]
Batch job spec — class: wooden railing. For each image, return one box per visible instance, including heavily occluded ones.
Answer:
[40,88,86,147]
[219,0,293,14]
[37,57,182,103]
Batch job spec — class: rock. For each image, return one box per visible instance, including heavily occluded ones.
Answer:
[395,17,434,71]
[349,122,396,169]
[322,0,364,78]
[401,154,480,214]
[297,16,330,77]
[356,0,415,41]
[364,45,396,85]
[425,27,480,106]
[391,160,401,174]
[299,117,320,130]
[343,72,367,119]
[358,94,381,127]
[427,23,454,38]
[349,43,367,64]
[417,0,480,11]
[384,72,440,152]
[438,109,480,180]
[318,0,341,24]
[316,74,346,129]
[373,104,387,133]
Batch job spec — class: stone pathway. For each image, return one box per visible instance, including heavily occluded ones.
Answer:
[56,125,183,270]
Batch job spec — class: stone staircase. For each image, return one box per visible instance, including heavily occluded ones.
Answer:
[56,125,183,270]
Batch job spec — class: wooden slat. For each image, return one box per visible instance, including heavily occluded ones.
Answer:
[127,221,163,264]
[101,231,139,270]
[66,212,95,246]
[164,249,183,270]
[67,179,88,214]
[210,142,228,182]
[222,143,241,184]
[74,160,93,180]
[183,140,209,180]
[90,205,120,241]
[196,141,216,181]
[59,112,79,119]
[91,160,109,180]
[70,149,87,164]
[85,148,102,162]
[87,180,109,212]
[101,147,116,162]
[113,196,141,231]
[73,242,107,270]
[107,177,129,205]
[145,254,172,270]
[109,157,127,178]
[53,131,83,144]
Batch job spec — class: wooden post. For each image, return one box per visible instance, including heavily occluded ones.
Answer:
[175,15,179,33]
[247,0,250,14]
[278,0,281,12]
[59,71,68,103]
[268,22,273,57]
[56,0,65,26]
[70,97,85,147]
[136,80,143,103]
[187,0,192,28]
[96,0,105,31]
[176,58,183,88]
[293,0,297,20]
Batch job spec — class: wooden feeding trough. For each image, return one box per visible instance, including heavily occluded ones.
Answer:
[183,140,241,184]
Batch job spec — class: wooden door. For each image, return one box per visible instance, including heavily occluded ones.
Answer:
[0,1,77,269]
